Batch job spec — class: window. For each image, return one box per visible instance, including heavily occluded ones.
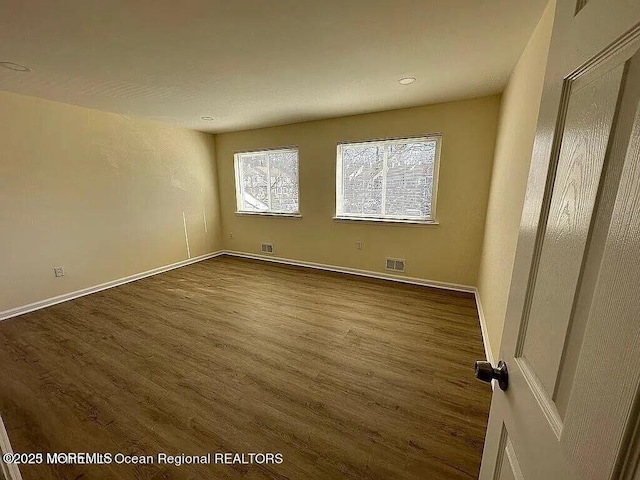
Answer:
[335,136,440,223]
[234,148,300,215]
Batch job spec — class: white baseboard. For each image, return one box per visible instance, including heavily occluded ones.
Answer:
[222,250,475,293]
[0,414,22,480]
[0,251,224,322]
[474,289,495,365]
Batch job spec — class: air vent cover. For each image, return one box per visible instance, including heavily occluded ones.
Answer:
[385,258,405,272]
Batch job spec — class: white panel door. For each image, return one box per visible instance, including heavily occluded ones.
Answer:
[479,1,640,479]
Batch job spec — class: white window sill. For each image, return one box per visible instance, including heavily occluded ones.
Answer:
[333,216,439,226]
[235,211,302,218]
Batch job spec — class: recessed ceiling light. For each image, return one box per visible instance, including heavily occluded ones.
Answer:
[201,116,214,121]
[398,77,416,85]
[0,61,31,72]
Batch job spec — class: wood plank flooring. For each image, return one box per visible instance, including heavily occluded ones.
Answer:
[0,256,491,479]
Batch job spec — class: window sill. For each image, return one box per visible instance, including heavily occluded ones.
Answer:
[235,211,302,219]
[333,216,439,226]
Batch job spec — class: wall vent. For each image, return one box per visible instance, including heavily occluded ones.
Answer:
[261,243,274,255]
[385,258,405,273]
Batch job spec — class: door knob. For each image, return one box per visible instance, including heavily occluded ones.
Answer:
[474,360,509,391]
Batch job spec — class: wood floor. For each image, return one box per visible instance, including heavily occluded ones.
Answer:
[0,256,491,479]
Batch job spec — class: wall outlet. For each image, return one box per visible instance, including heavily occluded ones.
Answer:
[261,243,274,254]
[229,232,234,239]
[53,266,65,278]
[355,241,363,250]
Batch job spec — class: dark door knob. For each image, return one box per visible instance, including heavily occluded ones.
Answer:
[474,360,509,391]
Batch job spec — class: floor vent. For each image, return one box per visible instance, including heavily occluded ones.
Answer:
[385,258,405,272]
[261,243,274,255]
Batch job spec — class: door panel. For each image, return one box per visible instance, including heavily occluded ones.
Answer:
[480,0,640,478]
[519,57,625,401]
[555,47,640,419]
[560,57,640,480]
[495,426,525,480]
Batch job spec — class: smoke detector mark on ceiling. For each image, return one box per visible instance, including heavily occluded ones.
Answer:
[398,77,416,85]
[0,61,31,72]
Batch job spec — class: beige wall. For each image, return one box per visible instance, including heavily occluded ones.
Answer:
[476,1,555,360]
[216,96,501,287]
[0,91,222,313]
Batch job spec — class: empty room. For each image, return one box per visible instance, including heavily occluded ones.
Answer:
[1,0,640,479]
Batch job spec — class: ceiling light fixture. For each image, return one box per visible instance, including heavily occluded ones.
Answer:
[398,77,416,85]
[0,61,31,72]
[201,116,214,121]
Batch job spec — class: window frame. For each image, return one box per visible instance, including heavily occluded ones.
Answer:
[234,146,301,217]
[334,135,441,224]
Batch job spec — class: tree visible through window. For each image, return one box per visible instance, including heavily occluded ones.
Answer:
[234,148,299,214]
[336,136,440,222]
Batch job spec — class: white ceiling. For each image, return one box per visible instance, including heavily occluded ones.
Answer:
[0,0,548,133]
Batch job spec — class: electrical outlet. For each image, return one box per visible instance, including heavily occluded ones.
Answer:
[229,232,234,239]
[53,266,65,278]
[355,241,363,250]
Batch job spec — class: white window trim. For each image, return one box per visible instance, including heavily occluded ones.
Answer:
[235,211,302,218]
[234,147,300,215]
[332,216,439,226]
[335,135,441,223]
